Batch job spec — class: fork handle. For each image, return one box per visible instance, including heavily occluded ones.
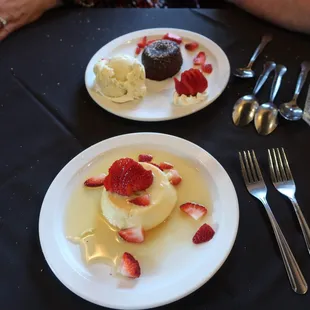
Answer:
[262,198,308,294]
[290,197,310,255]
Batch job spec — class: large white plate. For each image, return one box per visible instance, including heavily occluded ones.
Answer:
[39,133,239,309]
[85,28,230,121]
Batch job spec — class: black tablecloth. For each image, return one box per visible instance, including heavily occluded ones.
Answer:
[1,7,310,310]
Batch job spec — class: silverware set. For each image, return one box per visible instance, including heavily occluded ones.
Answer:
[233,34,310,135]
[239,148,310,294]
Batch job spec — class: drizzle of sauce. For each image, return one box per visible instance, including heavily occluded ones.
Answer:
[65,148,212,273]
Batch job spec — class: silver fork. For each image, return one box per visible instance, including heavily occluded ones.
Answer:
[268,148,310,255]
[239,150,307,294]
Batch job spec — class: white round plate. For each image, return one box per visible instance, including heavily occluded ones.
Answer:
[39,133,239,310]
[85,28,230,121]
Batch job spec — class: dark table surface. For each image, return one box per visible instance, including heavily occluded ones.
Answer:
[1,7,310,310]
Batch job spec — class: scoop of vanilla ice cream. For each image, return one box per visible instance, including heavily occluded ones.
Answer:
[94,55,147,103]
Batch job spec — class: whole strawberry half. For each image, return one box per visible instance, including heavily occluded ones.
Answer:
[193,223,215,244]
[103,158,153,196]
[118,252,141,278]
[185,41,199,51]
[174,68,208,96]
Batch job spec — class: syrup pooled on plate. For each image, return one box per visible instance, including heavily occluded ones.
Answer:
[65,148,212,274]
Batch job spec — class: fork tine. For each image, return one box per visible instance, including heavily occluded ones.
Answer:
[247,150,258,182]
[272,148,282,182]
[239,152,250,184]
[276,148,287,181]
[281,148,293,180]
[268,149,277,183]
[251,150,264,181]
[243,151,254,183]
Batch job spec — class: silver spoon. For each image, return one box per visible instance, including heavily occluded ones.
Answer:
[279,61,310,121]
[233,61,276,126]
[254,64,287,135]
[234,34,273,79]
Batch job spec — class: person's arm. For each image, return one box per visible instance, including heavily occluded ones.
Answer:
[231,0,310,34]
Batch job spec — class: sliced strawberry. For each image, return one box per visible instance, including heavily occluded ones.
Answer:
[137,36,147,48]
[193,51,206,65]
[193,223,215,244]
[103,158,153,196]
[118,252,141,278]
[150,162,163,171]
[174,77,191,96]
[185,42,199,51]
[159,162,173,170]
[202,63,213,74]
[129,194,150,206]
[180,202,207,220]
[135,46,142,55]
[146,39,156,46]
[181,70,197,96]
[138,154,153,162]
[118,226,145,243]
[162,33,182,44]
[167,169,182,186]
[84,173,106,187]
[193,69,208,93]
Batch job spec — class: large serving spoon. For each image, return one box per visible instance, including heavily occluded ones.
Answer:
[233,61,276,126]
[254,64,287,135]
[279,61,310,121]
[234,34,273,79]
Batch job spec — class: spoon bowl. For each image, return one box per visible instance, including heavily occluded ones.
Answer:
[234,67,255,79]
[279,100,303,121]
[255,102,279,135]
[233,94,259,126]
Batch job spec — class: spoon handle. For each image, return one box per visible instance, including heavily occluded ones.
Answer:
[247,34,273,69]
[269,64,287,103]
[293,61,310,100]
[253,61,276,95]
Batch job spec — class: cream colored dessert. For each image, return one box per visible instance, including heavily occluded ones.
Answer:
[65,148,212,269]
[101,162,177,231]
[173,91,207,106]
[94,55,146,103]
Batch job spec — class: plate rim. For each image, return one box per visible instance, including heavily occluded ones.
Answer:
[39,132,239,309]
[84,28,231,122]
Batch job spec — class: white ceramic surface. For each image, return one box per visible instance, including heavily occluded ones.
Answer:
[39,133,239,310]
[85,28,230,121]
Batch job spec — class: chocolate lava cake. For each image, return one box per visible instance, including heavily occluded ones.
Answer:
[142,40,183,81]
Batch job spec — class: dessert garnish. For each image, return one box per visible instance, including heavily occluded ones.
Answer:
[103,158,153,196]
[118,252,141,278]
[192,223,215,244]
[159,162,173,170]
[162,33,183,44]
[185,42,199,51]
[167,169,182,185]
[193,51,206,65]
[150,162,163,170]
[142,40,183,81]
[138,154,153,162]
[137,36,147,48]
[129,194,151,206]
[118,226,145,243]
[84,173,106,187]
[180,202,207,220]
[201,63,213,74]
[174,68,208,97]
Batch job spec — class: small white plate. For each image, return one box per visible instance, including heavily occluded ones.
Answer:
[85,28,230,121]
[39,133,239,310]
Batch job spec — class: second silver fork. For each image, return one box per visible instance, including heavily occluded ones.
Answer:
[239,150,307,294]
[268,148,310,255]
